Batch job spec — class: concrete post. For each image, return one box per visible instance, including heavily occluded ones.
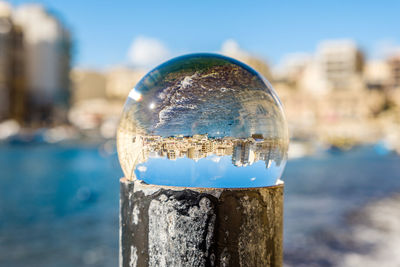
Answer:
[120,178,284,267]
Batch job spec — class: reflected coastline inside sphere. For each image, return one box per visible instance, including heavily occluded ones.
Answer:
[117,53,288,188]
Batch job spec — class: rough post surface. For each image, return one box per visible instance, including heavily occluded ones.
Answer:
[120,178,284,267]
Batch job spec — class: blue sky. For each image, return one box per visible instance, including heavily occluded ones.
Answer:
[135,156,281,188]
[8,0,400,69]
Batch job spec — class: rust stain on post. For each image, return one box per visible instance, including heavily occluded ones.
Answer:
[120,178,283,267]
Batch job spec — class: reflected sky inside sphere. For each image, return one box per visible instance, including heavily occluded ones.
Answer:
[117,53,288,188]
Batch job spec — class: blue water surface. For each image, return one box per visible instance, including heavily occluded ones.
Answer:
[1,143,400,266]
[0,142,122,267]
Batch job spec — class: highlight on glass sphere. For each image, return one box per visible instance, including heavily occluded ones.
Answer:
[117,53,289,188]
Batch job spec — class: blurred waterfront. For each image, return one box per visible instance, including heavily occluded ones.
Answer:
[1,1,400,152]
[1,142,400,266]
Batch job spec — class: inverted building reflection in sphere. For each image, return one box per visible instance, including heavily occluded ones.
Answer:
[117,53,288,188]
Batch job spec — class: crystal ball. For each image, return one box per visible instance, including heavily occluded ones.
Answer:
[117,53,288,188]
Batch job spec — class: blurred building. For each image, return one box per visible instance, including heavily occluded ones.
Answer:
[388,54,400,88]
[273,53,311,85]
[0,1,24,122]
[315,40,364,92]
[0,2,14,121]
[106,66,145,100]
[68,67,145,137]
[273,40,388,146]
[13,4,71,125]
[314,90,376,144]
[71,69,106,104]
[276,84,317,139]
[275,41,364,95]
[220,39,271,80]
[363,61,391,90]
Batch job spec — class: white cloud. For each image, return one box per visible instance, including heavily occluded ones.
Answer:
[220,39,249,59]
[221,39,241,54]
[210,156,221,163]
[128,36,170,68]
[137,166,147,172]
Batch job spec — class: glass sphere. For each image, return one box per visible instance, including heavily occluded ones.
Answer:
[117,53,288,188]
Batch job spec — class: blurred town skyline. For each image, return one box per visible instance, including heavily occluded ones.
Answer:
[6,0,400,69]
[1,0,400,155]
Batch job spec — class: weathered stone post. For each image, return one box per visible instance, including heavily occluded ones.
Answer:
[120,178,284,267]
